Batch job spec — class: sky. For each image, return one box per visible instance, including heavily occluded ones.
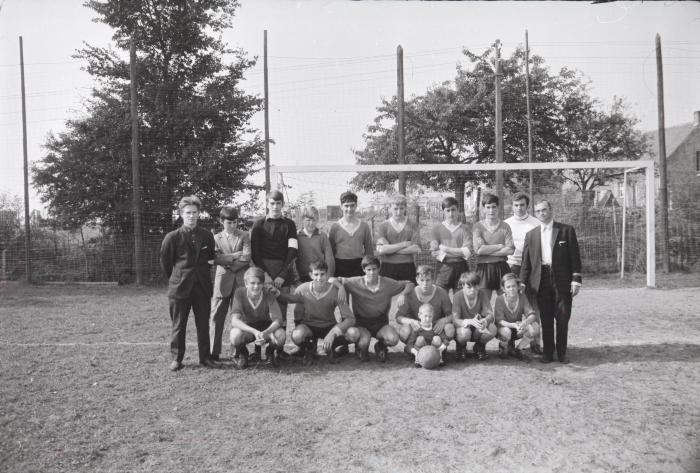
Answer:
[1,0,699,212]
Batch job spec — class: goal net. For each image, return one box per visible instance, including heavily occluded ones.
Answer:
[270,161,656,287]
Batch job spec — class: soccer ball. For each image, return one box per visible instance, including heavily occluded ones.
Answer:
[416,345,441,370]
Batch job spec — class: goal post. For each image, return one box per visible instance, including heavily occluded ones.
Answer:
[270,160,656,288]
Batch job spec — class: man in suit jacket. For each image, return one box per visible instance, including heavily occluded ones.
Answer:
[160,195,218,371]
[210,206,250,361]
[520,200,582,363]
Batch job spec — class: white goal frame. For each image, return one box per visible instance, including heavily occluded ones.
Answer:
[271,160,656,288]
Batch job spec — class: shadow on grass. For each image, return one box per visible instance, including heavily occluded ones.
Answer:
[206,342,700,376]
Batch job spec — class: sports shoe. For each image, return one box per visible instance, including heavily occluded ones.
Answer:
[530,342,543,355]
[374,340,388,362]
[233,346,249,369]
[475,342,488,361]
[327,339,341,364]
[266,345,279,367]
[334,341,350,357]
[513,348,529,362]
[357,349,370,362]
[169,360,183,372]
[302,340,316,366]
[439,353,446,367]
[455,344,467,362]
[249,344,262,362]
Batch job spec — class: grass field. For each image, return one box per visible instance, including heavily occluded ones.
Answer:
[1,279,699,473]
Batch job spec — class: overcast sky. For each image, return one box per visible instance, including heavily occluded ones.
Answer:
[1,0,699,210]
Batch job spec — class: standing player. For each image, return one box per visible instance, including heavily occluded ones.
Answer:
[285,261,355,365]
[229,267,287,369]
[504,192,543,354]
[472,193,514,302]
[495,273,540,361]
[333,255,413,362]
[328,191,374,278]
[504,193,540,277]
[375,195,421,283]
[250,190,298,358]
[160,195,218,371]
[430,197,472,294]
[296,206,335,282]
[210,206,250,361]
[395,265,454,359]
[520,200,582,364]
[452,272,497,361]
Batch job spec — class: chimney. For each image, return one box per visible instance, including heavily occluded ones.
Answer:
[694,110,700,127]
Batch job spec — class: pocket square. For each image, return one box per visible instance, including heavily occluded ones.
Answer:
[201,245,209,249]
[558,241,566,246]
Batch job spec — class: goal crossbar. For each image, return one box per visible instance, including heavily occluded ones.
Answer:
[271,160,656,287]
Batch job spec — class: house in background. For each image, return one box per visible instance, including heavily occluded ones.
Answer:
[642,110,700,208]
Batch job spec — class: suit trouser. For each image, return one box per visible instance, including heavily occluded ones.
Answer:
[536,266,572,359]
[169,282,211,363]
[210,294,233,358]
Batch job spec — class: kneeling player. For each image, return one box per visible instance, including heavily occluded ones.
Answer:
[452,271,497,361]
[396,265,454,359]
[405,304,448,367]
[333,255,413,362]
[229,267,286,368]
[495,273,540,361]
[284,261,355,365]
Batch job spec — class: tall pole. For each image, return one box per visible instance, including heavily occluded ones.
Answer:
[655,33,670,273]
[397,45,406,195]
[264,30,271,195]
[525,30,534,205]
[130,37,143,286]
[19,36,31,283]
[494,40,504,219]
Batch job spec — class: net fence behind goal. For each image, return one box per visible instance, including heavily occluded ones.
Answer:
[272,161,656,287]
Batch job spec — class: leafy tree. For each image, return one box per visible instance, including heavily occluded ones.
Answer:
[0,192,22,251]
[33,0,263,237]
[351,45,646,206]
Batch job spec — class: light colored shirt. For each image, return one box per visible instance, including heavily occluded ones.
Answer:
[504,214,540,266]
[540,222,553,266]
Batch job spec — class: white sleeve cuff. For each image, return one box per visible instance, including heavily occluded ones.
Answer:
[461,248,471,259]
[288,238,298,249]
[437,251,447,262]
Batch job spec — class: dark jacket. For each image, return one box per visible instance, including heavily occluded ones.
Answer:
[520,221,582,294]
[160,226,216,299]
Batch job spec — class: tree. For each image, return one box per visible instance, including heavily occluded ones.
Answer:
[351,45,646,206]
[33,0,263,237]
[0,192,22,251]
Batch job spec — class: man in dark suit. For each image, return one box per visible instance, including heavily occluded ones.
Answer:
[160,195,219,371]
[520,200,582,364]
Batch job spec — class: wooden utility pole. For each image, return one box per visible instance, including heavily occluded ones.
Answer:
[130,37,143,285]
[525,31,534,205]
[264,30,271,194]
[494,40,504,218]
[655,33,670,273]
[397,45,406,195]
[19,36,32,283]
